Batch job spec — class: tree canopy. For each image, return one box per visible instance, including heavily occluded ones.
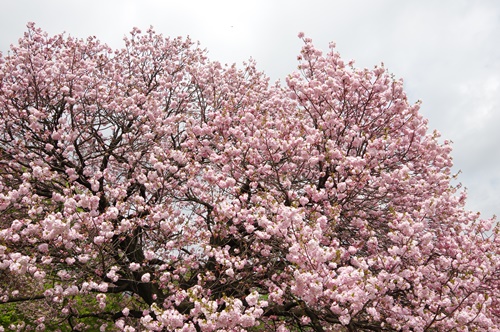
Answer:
[0,24,499,331]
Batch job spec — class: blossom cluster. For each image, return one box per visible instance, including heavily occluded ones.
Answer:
[0,25,498,331]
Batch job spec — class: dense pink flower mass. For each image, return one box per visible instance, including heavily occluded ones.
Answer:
[0,24,499,331]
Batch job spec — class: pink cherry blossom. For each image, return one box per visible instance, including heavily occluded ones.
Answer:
[0,24,498,331]
[141,273,151,283]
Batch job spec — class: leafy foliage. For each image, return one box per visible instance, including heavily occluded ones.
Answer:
[0,24,499,331]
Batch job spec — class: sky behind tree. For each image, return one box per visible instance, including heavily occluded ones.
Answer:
[1,0,498,218]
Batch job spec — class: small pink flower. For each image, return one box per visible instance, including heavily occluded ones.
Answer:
[94,236,105,245]
[129,262,141,271]
[141,273,151,282]
[245,291,259,306]
[38,243,49,253]
[144,250,154,260]
[339,314,351,325]
[225,268,235,277]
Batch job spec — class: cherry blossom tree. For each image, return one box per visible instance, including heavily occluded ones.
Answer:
[0,24,499,331]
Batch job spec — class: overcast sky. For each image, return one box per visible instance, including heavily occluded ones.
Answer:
[1,0,499,219]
